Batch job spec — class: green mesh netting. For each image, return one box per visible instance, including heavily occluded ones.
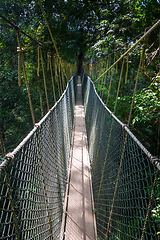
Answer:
[82,72,160,240]
[0,75,77,240]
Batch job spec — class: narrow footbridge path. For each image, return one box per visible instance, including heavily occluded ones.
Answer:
[64,76,96,239]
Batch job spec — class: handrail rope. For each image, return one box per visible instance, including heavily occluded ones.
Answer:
[88,75,160,169]
[94,20,160,83]
[94,30,146,64]
[38,0,68,82]
[105,46,144,239]
[93,26,157,80]
[17,31,35,126]
[0,76,74,174]
[40,47,50,112]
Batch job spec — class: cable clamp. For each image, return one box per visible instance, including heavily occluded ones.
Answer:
[150,156,160,170]
[0,153,14,174]
[35,123,41,128]
[5,153,14,161]
[122,124,128,129]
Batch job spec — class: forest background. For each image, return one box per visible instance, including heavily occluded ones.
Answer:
[0,0,160,159]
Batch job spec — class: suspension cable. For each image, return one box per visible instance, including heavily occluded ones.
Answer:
[40,47,50,112]
[0,14,42,46]
[94,20,160,83]
[38,0,68,82]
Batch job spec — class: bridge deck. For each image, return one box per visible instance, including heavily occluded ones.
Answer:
[64,76,96,239]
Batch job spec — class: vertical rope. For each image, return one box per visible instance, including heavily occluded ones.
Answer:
[38,0,68,82]
[108,55,111,75]
[61,64,65,90]
[58,58,63,94]
[37,76,44,117]
[0,128,6,157]
[115,51,118,74]
[17,39,22,87]
[40,47,49,112]
[17,31,35,126]
[47,51,50,71]
[106,53,116,106]
[37,46,40,77]
[55,57,60,97]
[114,56,125,113]
[125,44,129,84]
[49,53,56,103]
[101,57,108,98]
[127,47,143,126]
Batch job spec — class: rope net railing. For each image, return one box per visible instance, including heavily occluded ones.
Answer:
[82,71,160,240]
[0,74,77,239]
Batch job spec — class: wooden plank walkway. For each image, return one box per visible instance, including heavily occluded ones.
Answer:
[64,76,96,240]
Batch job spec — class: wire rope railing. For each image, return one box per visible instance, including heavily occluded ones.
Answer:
[0,74,77,239]
[82,71,160,240]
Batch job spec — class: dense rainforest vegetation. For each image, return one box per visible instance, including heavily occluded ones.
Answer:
[0,0,160,159]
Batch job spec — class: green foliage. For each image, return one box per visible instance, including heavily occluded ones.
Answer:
[0,0,159,158]
[151,174,160,236]
[133,78,160,124]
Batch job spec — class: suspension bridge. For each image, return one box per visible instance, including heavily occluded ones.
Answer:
[0,5,160,239]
